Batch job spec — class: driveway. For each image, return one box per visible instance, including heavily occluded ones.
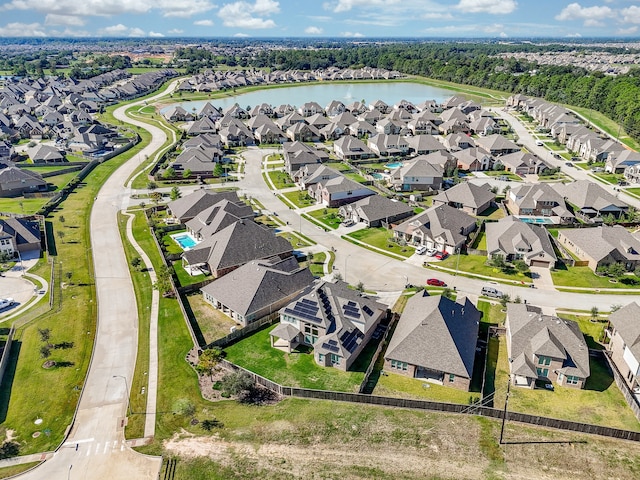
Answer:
[529,266,556,291]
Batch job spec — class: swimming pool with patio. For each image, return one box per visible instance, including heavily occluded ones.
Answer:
[384,161,404,169]
[171,231,199,250]
[517,216,555,225]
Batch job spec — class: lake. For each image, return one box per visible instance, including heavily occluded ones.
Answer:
[162,81,466,114]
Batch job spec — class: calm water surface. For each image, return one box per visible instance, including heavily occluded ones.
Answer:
[163,82,466,113]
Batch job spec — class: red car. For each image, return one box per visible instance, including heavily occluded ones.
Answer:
[426,278,446,287]
[434,251,448,260]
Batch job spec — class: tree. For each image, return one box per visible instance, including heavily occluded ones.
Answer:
[213,163,224,178]
[332,272,343,282]
[355,281,365,293]
[131,257,142,271]
[490,254,506,271]
[59,215,65,225]
[40,345,51,359]
[56,230,65,243]
[65,271,73,284]
[153,265,173,296]
[196,347,223,380]
[219,371,254,397]
[608,262,626,278]
[442,287,455,300]
[170,186,181,201]
[182,169,192,180]
[590,306,599,322]
[163,167,176,180]
[610,304,622,313]
[149,191,163,205]
[513,295,522,304]
[38,328,51,344]
[146,181,157,191]
[513,260,529,273]
[499,294,511,308]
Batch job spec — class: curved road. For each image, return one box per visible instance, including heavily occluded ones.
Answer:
[21,81,181,480]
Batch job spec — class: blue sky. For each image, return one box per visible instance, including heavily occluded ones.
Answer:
[0,0,639,38]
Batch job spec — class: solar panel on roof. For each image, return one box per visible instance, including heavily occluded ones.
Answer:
[362,306,374,316]
[301,298,317,306]
[347,301,356,307]
[321,342,339,353]
[328,339,337,346]
[344,310,361,319]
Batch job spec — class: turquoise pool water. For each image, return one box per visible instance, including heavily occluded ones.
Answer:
[172,233,197,250]
[372,173,384,180]
[385,162,403,169]
[518,217,554,225]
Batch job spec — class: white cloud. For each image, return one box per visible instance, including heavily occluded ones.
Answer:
[307,15,332,22]
[168,28,184,34]
[422,12,454,20]
[341,31,364,37]
[99,24,147,36]
[455,0,517,14]
[0,22,46,36]
[566,32,582,38]
[2,0,215,19]
[617,26,638,35]
[233,32,249,37]
[305,26,323,34]
[101,24,128,34]
[332,0,400,13]
[555,3,614,27]
[499,32,508,38]
[45,14,85,26]
[194,19,214,26]
[218,0,279,29]
[482,23,504,33]
[128,27,146,37]
[149,31,165,37]
[621,6,640,24]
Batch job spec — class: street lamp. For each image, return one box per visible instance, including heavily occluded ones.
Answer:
[113,375,132,416]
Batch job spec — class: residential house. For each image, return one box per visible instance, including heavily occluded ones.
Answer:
[0,167,47,197]
[475,134,520,156]
[499,152,550,176]
[485,216,557,269]
[443,133,476,152]
[393,204,477,254]
[388,160,443,192]
[333,136,374,161]
[348,120,376,138]
[506,304,590,389]
[167,189,242,223]
[506,183,574,223]
[0,217,41,256]
[338,194,414,227]
[607,150,640,174]
[555,180,628,221]
[185,199,254,241]
[294,164,342,191]
[283,141,327,175]
[375,118,403,135]
[313,176,376,207]
[454,148,493,172]
[406,135,446,156]
[605,302,640,395]
[201,256,315,326]
[558,225,640,272]
[416,151,458,175]
[325,100,346,117]
[625,164,640,184]
[299,101,324,117]
[367,134,409,157]
[187,117,218,136]
[219,119,253,147]
[182,218,292,278]
[384,293,480,391]
[28,144,65,163]
[270,280,387,371]
[286,123,321,142]
[432,182,495,215]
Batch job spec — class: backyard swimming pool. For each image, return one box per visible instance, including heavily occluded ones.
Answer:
[171,232,198,250]
[518,217,554,225]
[385,162,403,169]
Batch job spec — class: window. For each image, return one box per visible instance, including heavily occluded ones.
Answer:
[449,374,455,383]
[303,325,318,345]
[536,367,549,378]
[537,355,551,366]
[318,353,325,363]
[390,360,407,371]
[565,375,580,385]
[330,353,341,365]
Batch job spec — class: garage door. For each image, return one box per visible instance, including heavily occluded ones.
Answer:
[530,260,549,268]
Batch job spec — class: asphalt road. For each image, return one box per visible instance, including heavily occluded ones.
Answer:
[19,81,181,480]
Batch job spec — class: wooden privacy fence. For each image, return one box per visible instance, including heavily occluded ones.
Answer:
[215,357,640,443]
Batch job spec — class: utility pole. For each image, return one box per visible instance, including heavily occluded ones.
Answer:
[499,377,511,444]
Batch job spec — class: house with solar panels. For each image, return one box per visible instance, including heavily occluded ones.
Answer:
[270,280,387,371]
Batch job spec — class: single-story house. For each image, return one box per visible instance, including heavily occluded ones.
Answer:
[432,182,495,215]
[338,194,414,227]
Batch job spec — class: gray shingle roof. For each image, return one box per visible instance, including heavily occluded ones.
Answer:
[555,180,628,213]
[385,293,480,378]
[560,225,640,264]
[486,216,556,262]
[608,302,640,361]
[167,189,240,223]
[432,182,495,210]
[393,204,476,247]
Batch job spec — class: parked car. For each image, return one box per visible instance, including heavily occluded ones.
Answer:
[535,140,544,146]
[342,219,355,227]
[565,162,573,167]
[426,248,438,256]
[0,298,14,310]
[426,278,446,287]
[481,286,503,298]
[415,245,427,255]
[434,251,448,260]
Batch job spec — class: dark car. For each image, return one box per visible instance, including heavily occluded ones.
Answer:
[426,278,446,287]
[434,251,448,260]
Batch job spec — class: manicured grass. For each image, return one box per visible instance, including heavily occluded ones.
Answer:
[438,254,530,282]
[224,325,365,392]
[477,300,506,326]
[305,207,342,230]
[173,260,209,287]
[162,230,186,255]
[266,170,294,189]
[483,171,521,182]
[551,265,639,290]
[0,462,41,479]
[347,228,414,258]
[46,171,79,191]
[471,232,487,250]
[561,314,606,350]
[569,105,640,151]
[344,172,368,183]
[281,190,316,208]
[308,252,326,277]
[325,161,351,172]
[490,336,639,431]
[545,142,565,151]
[373,373,477,404]
[277,231,314,248]
[0,196,50,215]
[477,205,505,220]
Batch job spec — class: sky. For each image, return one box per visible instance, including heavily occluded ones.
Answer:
[0,0,639,39]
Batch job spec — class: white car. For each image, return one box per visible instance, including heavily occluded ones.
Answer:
[426,248,438,256]
[0,298,14,310]
[415,245,427,255]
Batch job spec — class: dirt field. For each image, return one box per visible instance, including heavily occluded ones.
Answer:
[160,399,640,480]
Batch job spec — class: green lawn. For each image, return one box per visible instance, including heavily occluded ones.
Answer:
[569,105,640,151]
[438,254,530,282]
[594,172,624,185]
[471,232,487,250]
[224,325,365,392]
[281,190,316,208]
[266,170,294,189]
[306,207,342,229]
[344,172,368,183]
[373,373,476,404]
[477,205,505,220]
[347,228,415,258]
[162,230,186,255]
[490,336,639,431]
[325,161,351,172]
[551,265,639,290]
[483,171,521,182]
[173,260,209,287]
[0,196,51,215]
[307,252,326,277]
[277,231,314,248]
[545,142,565,151]
[626,188,640,197]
